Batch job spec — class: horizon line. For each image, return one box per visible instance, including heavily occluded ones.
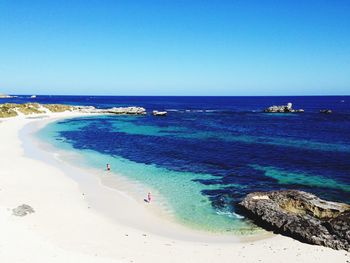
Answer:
[5,94,350,97]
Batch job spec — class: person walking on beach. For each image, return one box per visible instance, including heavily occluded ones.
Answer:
[147,192,152,203]
[106,163,111,171]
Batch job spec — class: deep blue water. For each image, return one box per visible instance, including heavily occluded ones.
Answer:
[9,95,350,232]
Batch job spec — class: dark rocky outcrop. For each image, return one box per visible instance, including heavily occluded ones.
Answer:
[239,190,350,251]
[320,109,332,114]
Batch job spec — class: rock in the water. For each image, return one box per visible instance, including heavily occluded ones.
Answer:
[152,110,167,116]
[264,102,304,113]
[320,109,332,114]
[12,204,35,216]
[238,190,350,251]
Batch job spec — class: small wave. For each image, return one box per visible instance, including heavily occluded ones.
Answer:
[176,109,255,114]
[53,152,61,160]
[178,109,221,113]
[166,109,215,113]
[216,210,244,219]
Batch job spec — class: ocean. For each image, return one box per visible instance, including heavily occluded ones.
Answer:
[6,95,350,233]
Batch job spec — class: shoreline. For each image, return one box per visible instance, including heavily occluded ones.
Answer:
[22,113,267,242]
[0,112,348,262]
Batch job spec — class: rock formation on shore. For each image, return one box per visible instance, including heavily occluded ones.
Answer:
[106,106,146,115]
[75,105,146,114]
[12,204,35,216]
[239,190,350,251]
[264,103,304,113]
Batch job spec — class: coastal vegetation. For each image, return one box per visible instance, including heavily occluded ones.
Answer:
[44,104,74,112]
[0,103,73,118]
[0,103,18,118]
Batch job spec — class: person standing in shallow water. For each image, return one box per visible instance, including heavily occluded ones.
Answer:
[147,192,152,203]
[106,163,111,171]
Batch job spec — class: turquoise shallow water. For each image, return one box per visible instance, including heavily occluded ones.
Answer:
[38,118,256,233]
[33,96,350,234]
[251,165,350,193]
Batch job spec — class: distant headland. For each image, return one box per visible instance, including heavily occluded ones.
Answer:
[0,102,146,118]
[0,93,15,99]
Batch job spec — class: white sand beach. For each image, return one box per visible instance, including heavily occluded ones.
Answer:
[0,113,348,263]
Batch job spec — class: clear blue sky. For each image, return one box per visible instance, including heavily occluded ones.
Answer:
[0,0,349,95]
